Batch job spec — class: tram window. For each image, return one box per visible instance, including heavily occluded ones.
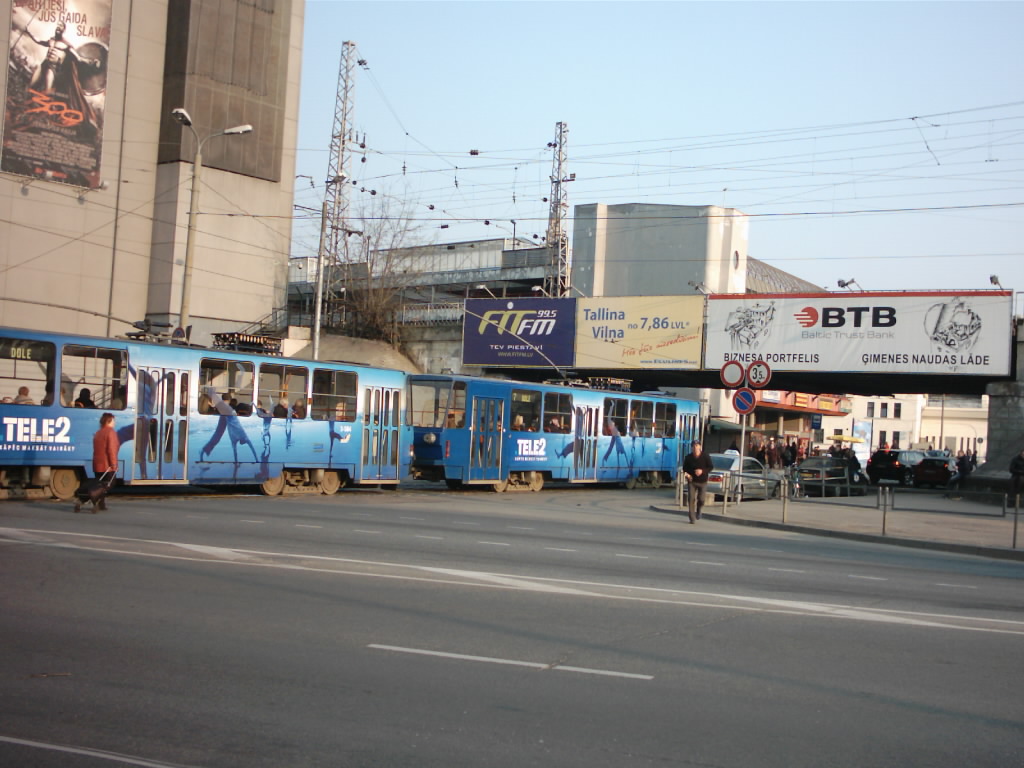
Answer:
[311,369,357,422]
[511,389,541,432]
[629,400,654,437]
[164,373,176,416]
[0,338,55,405]
[179,373,189,417]
[603,398,628,436]
[199,359,254,413]
[410,379,458,428]
[543,392,573,433]
[60,344,127,410]
[259,363,309,419]
[654,403,676,437]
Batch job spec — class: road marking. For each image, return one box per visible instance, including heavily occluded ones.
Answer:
[848,575,887,581]
[0,734,203,767]
[239,520,264,524]
[6,528,1022,635]
[354,529,381,535]
[768,568,806,574]
[400,516,424,521]
[367,645,653,680]
[616,553,649,559]
[508,526,535,530]
[453,521,480,526]
[545,547,577,552]
[478,541,510,547]
[690,561,726,567]
[415,535,443,540]
[295,524,322,529]
[936,583,978,589]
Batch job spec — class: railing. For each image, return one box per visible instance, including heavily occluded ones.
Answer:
[400,302,464,326]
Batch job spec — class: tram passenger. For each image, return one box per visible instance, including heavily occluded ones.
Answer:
[512,414,526,431]
[74,388,97,408]
[545,416,562,433]
[13,386,34,404]
[273,400,289,418]
[292,399,307,419]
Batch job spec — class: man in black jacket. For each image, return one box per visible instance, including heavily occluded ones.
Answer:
[1009,449,1024,502]
[682,441,714,524]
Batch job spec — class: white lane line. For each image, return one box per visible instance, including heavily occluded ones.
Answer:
[545,547,577,552]
[615,554,649,560]
[239,520,264,524]
[478,541,511,547]
[0,734,203,767]
[453,521,480,526]
[936,583,978,589]
[508,526,535,531]
[400,516,424,521]
[353,529,381,535]
[769,568,806,574]
[368,645,653,680]
[848,575,887,581]
[415,535,443,540]
[295,524,322,529]
[690,561,726,567]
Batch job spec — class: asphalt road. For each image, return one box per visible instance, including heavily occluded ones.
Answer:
[2,487,1023,767]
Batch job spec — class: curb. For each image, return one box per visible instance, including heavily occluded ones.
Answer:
[649,505,1024,563]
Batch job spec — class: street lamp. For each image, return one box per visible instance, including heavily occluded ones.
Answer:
[171,108,253,339]
[531,285,552,297]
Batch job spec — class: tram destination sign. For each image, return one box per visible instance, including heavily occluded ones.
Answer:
[462,298,576,368]
[705,291,1012,376]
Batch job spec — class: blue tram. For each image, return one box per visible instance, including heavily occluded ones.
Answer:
[408,374,701,491]
[0,327,409,499]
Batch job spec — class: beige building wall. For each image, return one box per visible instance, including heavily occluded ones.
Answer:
[0,0,302,346]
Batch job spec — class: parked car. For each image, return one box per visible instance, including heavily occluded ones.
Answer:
[706,451,782,501]
[913,456,957,488]
[866,449,927,486]
[796,456,868,496]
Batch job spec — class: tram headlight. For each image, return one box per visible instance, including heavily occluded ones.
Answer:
[423,432,437,444]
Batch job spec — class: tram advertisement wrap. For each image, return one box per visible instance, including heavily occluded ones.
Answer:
[463,298,576,368]
[3,0,111,189]
[574,295,703,370]
[705,291,1012,375]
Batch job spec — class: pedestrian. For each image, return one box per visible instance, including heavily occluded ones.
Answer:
[945,450,971,499]
[1009,449,1024,502]
[76,412,119,512]
[682,440,714,524]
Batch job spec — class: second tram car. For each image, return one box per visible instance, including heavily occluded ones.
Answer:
[0,327,409,499]
[408,374,700,491]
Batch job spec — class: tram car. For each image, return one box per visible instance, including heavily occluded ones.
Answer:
[0,327,409,499]
[408,374,701,491]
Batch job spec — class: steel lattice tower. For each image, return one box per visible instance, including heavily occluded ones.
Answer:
[544,122,572,297]
[324,41,357,272]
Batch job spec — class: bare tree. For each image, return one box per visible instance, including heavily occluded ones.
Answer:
[328,192,428,344]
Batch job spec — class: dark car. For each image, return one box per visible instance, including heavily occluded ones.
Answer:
[867,449,926,486]
[913,456,956,488]
[797,456,868,496]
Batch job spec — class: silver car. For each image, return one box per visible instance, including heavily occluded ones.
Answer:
[706,451,783,501]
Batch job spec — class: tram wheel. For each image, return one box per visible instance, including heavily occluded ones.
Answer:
[528,471,544,492]
[49,468,80,501]
[492,478,508,493]
[319,471,343,495]
[624,475,638,490]
[260,474,286,496]
[649,471,662,490]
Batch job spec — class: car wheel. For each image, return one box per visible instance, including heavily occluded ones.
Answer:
[901,469,914,486]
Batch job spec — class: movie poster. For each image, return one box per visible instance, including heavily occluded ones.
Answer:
[3,0,111,189]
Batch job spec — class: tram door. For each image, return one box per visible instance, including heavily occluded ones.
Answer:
[134,367,190,483]
[361,386,402,482]
[678,411,699,468]
[469,396,503,482]
[573,405,600,481]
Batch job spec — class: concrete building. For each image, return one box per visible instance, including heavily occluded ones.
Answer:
[0,0,303,346]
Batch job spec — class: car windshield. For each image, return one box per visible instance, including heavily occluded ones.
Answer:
[800,458,830,469]
[711,455,737,470]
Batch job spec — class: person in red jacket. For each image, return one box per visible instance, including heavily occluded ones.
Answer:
[88,412,119,511]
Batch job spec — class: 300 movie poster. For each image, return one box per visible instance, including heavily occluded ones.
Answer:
[3,0,111,189]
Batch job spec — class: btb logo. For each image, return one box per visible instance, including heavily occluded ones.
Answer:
[794,306,896,328]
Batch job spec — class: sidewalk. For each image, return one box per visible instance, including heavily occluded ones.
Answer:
[652,486,1024,562]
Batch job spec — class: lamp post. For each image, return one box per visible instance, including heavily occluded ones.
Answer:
[171,108,253,339]
[312,175,346,361]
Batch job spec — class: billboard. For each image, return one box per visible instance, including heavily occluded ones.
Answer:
[3,0,111,189]
[462,298,576,369]
[574,295,703,369]
[705,291,1012,376]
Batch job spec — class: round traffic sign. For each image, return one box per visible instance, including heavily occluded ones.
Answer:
[720,360,746,388]
[733,387,757,415]
[746,360,772,388]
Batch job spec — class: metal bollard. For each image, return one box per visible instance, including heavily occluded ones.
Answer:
[1014,496,1020,550]
[781,476,788,523]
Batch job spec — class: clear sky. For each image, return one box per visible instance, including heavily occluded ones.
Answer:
[293,1,1024,295]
